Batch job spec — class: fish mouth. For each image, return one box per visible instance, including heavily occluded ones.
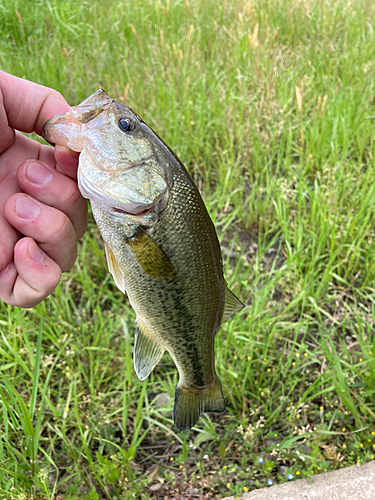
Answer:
[42,133,55,147]
[42,112,83,151]
[112,207,152,217]
[42,90,112,150]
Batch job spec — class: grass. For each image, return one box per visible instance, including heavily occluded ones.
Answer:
[1,0,375,498]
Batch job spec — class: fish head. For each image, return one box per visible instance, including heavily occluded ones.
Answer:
[42,89,170,217]
[42,89,151,159]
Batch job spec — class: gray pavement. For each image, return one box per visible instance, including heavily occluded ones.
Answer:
[221,460,375,500]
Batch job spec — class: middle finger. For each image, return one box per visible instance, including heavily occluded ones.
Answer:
[4,193,78,272]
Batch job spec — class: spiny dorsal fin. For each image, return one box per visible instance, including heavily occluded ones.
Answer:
[104,242,126,294]
[128,229,175,281]
[222,285,245,323]
[134,319,165,381]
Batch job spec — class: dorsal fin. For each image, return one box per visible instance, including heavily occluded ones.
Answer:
[134,318,165,381]
[222,285,245,323]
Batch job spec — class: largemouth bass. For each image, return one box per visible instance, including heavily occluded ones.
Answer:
[42,90,244,430]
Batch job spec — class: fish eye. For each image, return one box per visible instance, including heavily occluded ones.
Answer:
[118,117,136,133]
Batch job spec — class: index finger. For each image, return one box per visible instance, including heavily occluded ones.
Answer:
[0,71,70,140]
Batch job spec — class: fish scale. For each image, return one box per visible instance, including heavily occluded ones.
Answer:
[93,169,222,388]
[42,89,244,430]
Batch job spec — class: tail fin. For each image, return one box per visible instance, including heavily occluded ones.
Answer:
[173,378,226,431]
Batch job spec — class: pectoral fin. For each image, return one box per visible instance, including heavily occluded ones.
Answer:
[134,319,165,381]
[128,229,175,280]
[104,242,126,294]
[222,285,245,323]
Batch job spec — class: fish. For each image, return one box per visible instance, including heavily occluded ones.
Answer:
[42,90,244,431]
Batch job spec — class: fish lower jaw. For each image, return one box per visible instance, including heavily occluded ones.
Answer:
[78,175,152,215]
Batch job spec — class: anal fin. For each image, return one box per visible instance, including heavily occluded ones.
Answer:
[222,285,245,323]
[173,377,226,431]
[134,319,164,381]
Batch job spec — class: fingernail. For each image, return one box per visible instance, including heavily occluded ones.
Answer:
[15,197,41,219]
[26,162,53,185]
[28,241,44,264]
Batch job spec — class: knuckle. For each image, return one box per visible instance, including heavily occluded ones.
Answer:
[63,190,88,239]
[27,270,61,306]
[64,184,82,207]
[20,297,43,309]
[42,273,60,296]
[49,215,78,272]
[53,90,65,102]
[51,213,76,244]
[75,213,88,240]
[61,246,77,272]
[22,271,61,308]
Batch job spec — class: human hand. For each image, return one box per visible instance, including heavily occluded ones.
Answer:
[0,71,88,308]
